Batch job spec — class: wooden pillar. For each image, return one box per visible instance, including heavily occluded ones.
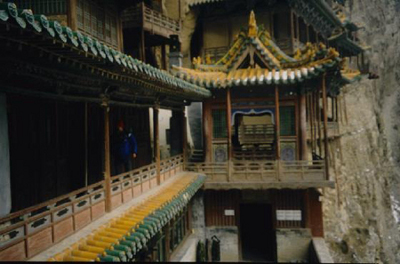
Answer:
[153,106,160,185]
[84,102,88,187]
[182,107,187,170]
[226,89,232,182]
[290,11,295,53]
[203,101,212,162]
[162,44,167,70]
[117,16,124,52]
[140,2,146,62]
[316,90,322,156]
[321,74,330,181]
[165,223,171,261]
[104,102,112,212]
[300,94,307,160]
[275,86,281,160]
[67,0,78,31]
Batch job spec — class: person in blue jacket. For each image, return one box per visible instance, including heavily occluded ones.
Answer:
[114,120,137,174]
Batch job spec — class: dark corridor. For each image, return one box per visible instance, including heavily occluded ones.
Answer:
[240,203,276,262]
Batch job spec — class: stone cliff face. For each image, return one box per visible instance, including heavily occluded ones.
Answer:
[172,0,400,262]
[323,0,400,263]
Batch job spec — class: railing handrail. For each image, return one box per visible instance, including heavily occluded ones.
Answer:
[0,180,105,225]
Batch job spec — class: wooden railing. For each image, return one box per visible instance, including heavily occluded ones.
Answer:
[186,160,326,184]
[238,124,275,145]
[121,4,180,38]
[0,181,106,260]
[0,154,184,261]
[109,154,184,210]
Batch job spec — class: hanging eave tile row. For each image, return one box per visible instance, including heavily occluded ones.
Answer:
[0,3,211,102]
[172,24,361,90]
[49,174,206,262]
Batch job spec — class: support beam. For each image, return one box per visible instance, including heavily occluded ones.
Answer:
[226,88,232,182]
[103,102,112,212]
[322,74,330,181]
[153,106,160,185]
[300,94,307,160]
[275,86,281,160]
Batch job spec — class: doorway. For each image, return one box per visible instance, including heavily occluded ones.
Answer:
[240,203,275,262]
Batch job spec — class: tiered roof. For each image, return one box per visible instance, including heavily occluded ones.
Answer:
[188,0,366,57]
[172,11,361,91]
[0,2,211,102]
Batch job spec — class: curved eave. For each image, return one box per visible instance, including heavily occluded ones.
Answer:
[48,174,206,261]
[0,3,210,101]
[328,32,364,56]
[175,60,339,89]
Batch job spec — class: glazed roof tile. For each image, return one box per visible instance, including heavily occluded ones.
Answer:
[173,12,360,89]
[0,2,211,100]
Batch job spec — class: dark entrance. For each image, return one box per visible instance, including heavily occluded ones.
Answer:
[240,203,275,262]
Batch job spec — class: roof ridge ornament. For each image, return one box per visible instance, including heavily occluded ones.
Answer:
[248,10,258,38]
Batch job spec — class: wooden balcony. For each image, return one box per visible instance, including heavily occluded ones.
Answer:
[121,4,180,39]
[0,155,184,261]
[186,160,334,190]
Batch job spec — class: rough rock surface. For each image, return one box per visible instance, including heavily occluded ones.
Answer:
[323,1,400,263]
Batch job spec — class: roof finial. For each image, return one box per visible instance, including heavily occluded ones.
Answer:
[248,10,258,38]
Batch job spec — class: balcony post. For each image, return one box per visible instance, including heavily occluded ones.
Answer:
[153,105,161,185]
[103,99,112,212]
[226,88,232,182]
[322,74,330,181]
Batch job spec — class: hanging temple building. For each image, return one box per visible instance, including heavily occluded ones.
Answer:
[0,0,372,262]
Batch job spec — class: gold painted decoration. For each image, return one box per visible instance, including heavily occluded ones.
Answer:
[248,10,258,37]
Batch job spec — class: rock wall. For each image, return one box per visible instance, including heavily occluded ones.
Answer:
[323,1,400,263]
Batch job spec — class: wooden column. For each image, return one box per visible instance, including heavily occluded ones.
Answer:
[290,11,295,53]
[104,103,112,212]
[226,89,232,182]
[67,0,78,31]
[275,86,281,160]
[154,106,161,185]
[84,102,88,186]
[203,101,212,162]
[140,2,146,62]
[162,44,167,70]
[300,94,307,160]
[182,107,187,170]
[316,90,322,156]
[322,74,330,181]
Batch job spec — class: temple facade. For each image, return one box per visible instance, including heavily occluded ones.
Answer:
[0,0,369,262]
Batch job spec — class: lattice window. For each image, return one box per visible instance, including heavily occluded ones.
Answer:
[75,0,119,50]
[11,0,67,15]
[212,109,227,138]
[280,106,296,136]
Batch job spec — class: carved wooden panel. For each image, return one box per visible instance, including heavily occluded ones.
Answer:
[0,241,26,261]
[91,201,105,220]
[27,227,52,257]
[74,208,91,231]
[53,217,74,243]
